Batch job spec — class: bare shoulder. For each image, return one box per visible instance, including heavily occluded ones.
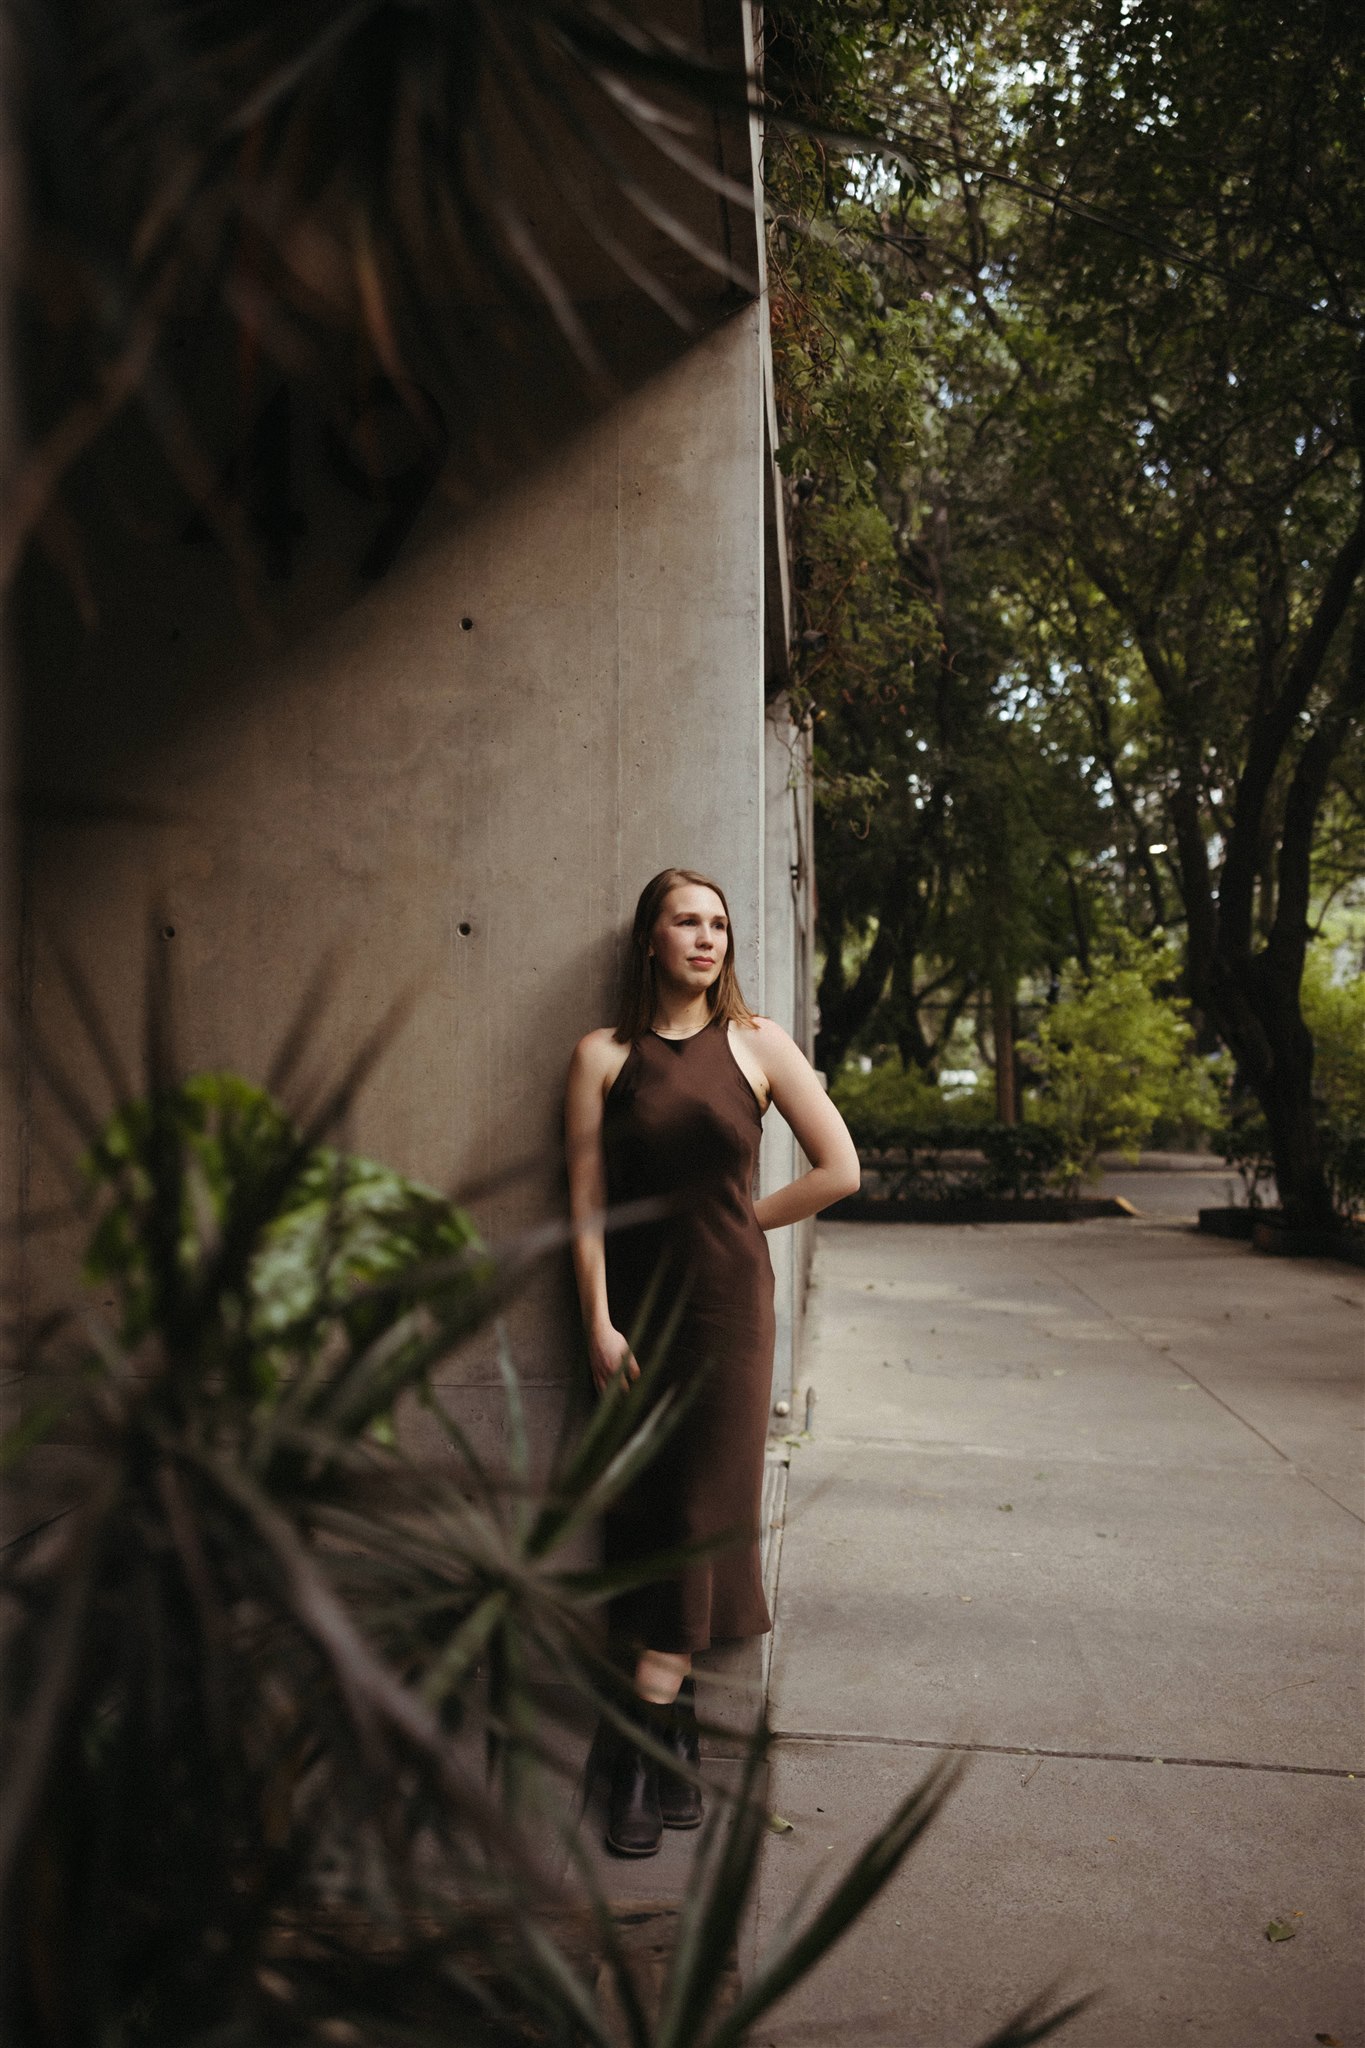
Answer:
[572,1025,620,1061]
[568,1026,631,1098]
[743,1015,805,1066]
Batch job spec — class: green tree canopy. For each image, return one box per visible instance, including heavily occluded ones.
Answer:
[768,0,1365,1224]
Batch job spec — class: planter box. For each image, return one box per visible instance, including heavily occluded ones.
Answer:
[1197,1206,1257,1240]
[827,1194,1129,1225]
[1250,1215,1365,1267]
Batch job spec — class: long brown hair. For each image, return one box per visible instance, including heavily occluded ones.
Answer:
[614,868,757,1043]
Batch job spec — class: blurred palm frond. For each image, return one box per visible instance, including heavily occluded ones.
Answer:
[1,933,1084,2043]
[3,0,768,587]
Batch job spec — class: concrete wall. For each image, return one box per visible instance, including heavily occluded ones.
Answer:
[11,298,813,1474]
[760,696,815,1417]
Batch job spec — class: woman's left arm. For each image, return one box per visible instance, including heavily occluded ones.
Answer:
[750,1019,861,1231]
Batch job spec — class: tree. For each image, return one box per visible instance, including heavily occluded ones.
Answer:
[768,1,1365,1223]
[924,0,1365,1225]
[766,5,1111,1088]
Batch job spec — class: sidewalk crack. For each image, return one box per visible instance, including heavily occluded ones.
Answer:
[769,1730,1361,1779]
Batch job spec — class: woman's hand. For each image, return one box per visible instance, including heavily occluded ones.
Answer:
[589,1321,640,1396]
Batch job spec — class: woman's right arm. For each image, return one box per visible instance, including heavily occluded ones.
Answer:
[564,1034,639,1392]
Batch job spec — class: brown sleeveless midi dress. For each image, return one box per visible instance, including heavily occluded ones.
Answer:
[601,1016,775,1652]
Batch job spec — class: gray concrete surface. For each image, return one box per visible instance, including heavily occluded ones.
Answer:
[1096,1163,1246,1218]
[7,292,819,1479]
[751,1217,1364,2048]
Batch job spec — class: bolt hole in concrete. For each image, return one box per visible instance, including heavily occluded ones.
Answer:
[457,922,472,937]
[460,616,473,630]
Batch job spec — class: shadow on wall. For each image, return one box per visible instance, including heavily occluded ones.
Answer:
[12,302,770,1448]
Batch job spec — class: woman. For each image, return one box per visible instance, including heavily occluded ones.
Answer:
[564,866,860,1856]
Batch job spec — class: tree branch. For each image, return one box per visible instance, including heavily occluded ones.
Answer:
[1221,333,1365,949]
[1272,611,1365,961]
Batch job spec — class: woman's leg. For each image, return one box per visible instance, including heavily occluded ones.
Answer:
[605,1648,699,1853]
[634,1647,692,1703]
[635,1648,702,1831]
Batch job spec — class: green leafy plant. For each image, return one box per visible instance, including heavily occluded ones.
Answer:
[855,1122,1066,1204]
[831,1058,994,1151]
[1302,956,1365,1123]
[977,1123,1070,1201]
[1320,1123,1365,1225]
[1216,1111,1277,1211]
[83,1070,486,1411]
[1031,943,1218,1193]
[831,1062,1068,1202]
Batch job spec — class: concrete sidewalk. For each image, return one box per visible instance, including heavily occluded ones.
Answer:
[752,1216,1364,2048]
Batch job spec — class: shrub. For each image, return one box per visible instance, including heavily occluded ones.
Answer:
[1302,946,1365,1122]
[1030,941,1219,1192]
[978,1122,1069,1199]
[1215,1111,1276,1209]
[831,1058,993,1151]
[850,1121,1066,1203]
[1303,949,1365,1221]
[1322,1121,1365,1223]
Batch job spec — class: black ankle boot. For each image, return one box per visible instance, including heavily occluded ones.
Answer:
[656,1677,703,1831]
[605,1703,662,1857]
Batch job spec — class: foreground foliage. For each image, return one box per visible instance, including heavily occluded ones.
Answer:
[4,0,776,591]
[1,964,1082,2048]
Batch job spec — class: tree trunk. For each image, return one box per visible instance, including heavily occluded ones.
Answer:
[814,915,895,1076]
[1200,617,1364,1234]
[1207,951,1336,1233]
[992,976,1016,1125]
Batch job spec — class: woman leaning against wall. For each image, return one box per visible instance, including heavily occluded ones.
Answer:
[564,866,860,1857]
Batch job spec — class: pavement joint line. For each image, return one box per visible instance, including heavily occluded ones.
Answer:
[759,1451,791,1701]
[767,1729,1363,1778]
[1023,1240,1365,1528]
[803,1432,1310,1471]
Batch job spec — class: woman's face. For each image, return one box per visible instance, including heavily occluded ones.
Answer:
[650,884,729,995]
